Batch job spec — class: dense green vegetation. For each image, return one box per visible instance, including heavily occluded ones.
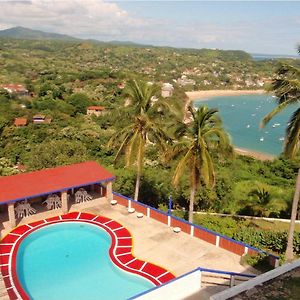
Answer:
[1,38,300,257]
[184,214,300,256]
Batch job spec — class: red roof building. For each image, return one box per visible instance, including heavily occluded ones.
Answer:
[1,84,28,96]
[0,161,115,229]
[87,106,106,117]
[14,117,28,127]
[0,161,114,204]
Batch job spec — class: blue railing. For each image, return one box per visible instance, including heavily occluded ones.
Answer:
[128,267,256,299]
[112,191,279,261]
[197,267,256,278]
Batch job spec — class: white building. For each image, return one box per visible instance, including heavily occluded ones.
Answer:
[161,83,174,98]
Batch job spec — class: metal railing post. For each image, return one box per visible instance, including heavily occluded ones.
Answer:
[199,269,202,288]
[230,275,235,287]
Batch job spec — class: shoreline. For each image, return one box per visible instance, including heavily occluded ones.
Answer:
[185,89,265,101]
[234,147,275,161]
[183,89,275,161]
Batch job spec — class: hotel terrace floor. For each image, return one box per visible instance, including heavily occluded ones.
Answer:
[1,197,257,299]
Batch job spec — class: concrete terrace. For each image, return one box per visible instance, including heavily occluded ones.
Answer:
[1,198,254,278]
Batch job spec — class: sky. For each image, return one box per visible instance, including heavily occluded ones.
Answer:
[0,1,299,55]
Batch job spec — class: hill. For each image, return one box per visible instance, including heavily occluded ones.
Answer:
[0,26,80,41]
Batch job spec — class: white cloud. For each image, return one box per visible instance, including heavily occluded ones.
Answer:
[0,1,297,54]
[0,0,148,38]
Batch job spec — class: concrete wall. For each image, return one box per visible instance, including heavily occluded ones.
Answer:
[134,269,201,300]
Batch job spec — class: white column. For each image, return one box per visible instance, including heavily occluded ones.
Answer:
[106,181,113,202]
[8,203,16,228]
[61,191,68,214]
[190,226,194,237]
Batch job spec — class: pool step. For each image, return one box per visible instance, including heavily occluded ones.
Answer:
[0,273,9,300]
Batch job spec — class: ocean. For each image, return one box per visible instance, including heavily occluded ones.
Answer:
[193,94,297,156]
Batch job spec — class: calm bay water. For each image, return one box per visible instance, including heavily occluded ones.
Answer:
[193,94,297,156]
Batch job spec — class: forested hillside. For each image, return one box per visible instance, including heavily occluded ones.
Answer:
[0,37,298,221]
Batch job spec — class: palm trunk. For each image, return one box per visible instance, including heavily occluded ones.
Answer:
[188,185,195,223]
[285,168,300,261]
[134,171,141,201]
[134,142,143,201]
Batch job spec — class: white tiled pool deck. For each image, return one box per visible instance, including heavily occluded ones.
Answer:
[81,200,255,277]
[0,198,257,299]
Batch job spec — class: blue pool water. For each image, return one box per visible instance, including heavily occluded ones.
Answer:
[194,94,297,156]
[16,222,154,300]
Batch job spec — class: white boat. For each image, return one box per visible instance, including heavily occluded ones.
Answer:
[260,137,264,142]
[251,113,256,117]
[246,125,250,128]
[279,137,284,141]
[272,123,281,128]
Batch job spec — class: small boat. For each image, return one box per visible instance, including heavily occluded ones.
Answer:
[251,113,256,117]
[265,131,269,134]
[260,137,264,142]
[279,137,284,141]
[231,104,235,107]
[272,123,281,128]
[246,125,250,128]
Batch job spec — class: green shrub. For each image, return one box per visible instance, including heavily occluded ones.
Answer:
[241,253,273,272]
[193,214,300,255]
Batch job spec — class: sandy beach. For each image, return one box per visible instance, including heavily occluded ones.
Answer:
[184,89,276,161]
[234,147,275,161]
[185,89,265,101]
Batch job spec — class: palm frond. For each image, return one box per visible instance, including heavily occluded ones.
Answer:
[284,108,300,158]
[261,100,291,128]
[172,147,193,187]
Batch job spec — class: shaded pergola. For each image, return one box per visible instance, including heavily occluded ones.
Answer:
[0,161,115,228]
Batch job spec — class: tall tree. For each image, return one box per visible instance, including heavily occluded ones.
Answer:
[172,105,231,223]
[261,46,300,261]
[108,80,170,201]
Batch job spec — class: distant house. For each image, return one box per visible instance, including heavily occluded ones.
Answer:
[161,83,174,98]
[14,117,28,127]
[1,84,28,96]
[87,106,106,117]
[33,115,52,124]
[177,75,196,86]
[118,83,125,89]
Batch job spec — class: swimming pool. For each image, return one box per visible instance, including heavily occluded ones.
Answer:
[0,212,175,300]
[17,222,153,300]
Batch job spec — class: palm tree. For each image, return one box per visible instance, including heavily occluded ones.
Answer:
[261,46,300,261]
[172,105,231,223]
[108,80,170,202]
[248,187,272,217]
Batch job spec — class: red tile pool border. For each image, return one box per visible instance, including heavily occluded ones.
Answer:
[0,212,175,300]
